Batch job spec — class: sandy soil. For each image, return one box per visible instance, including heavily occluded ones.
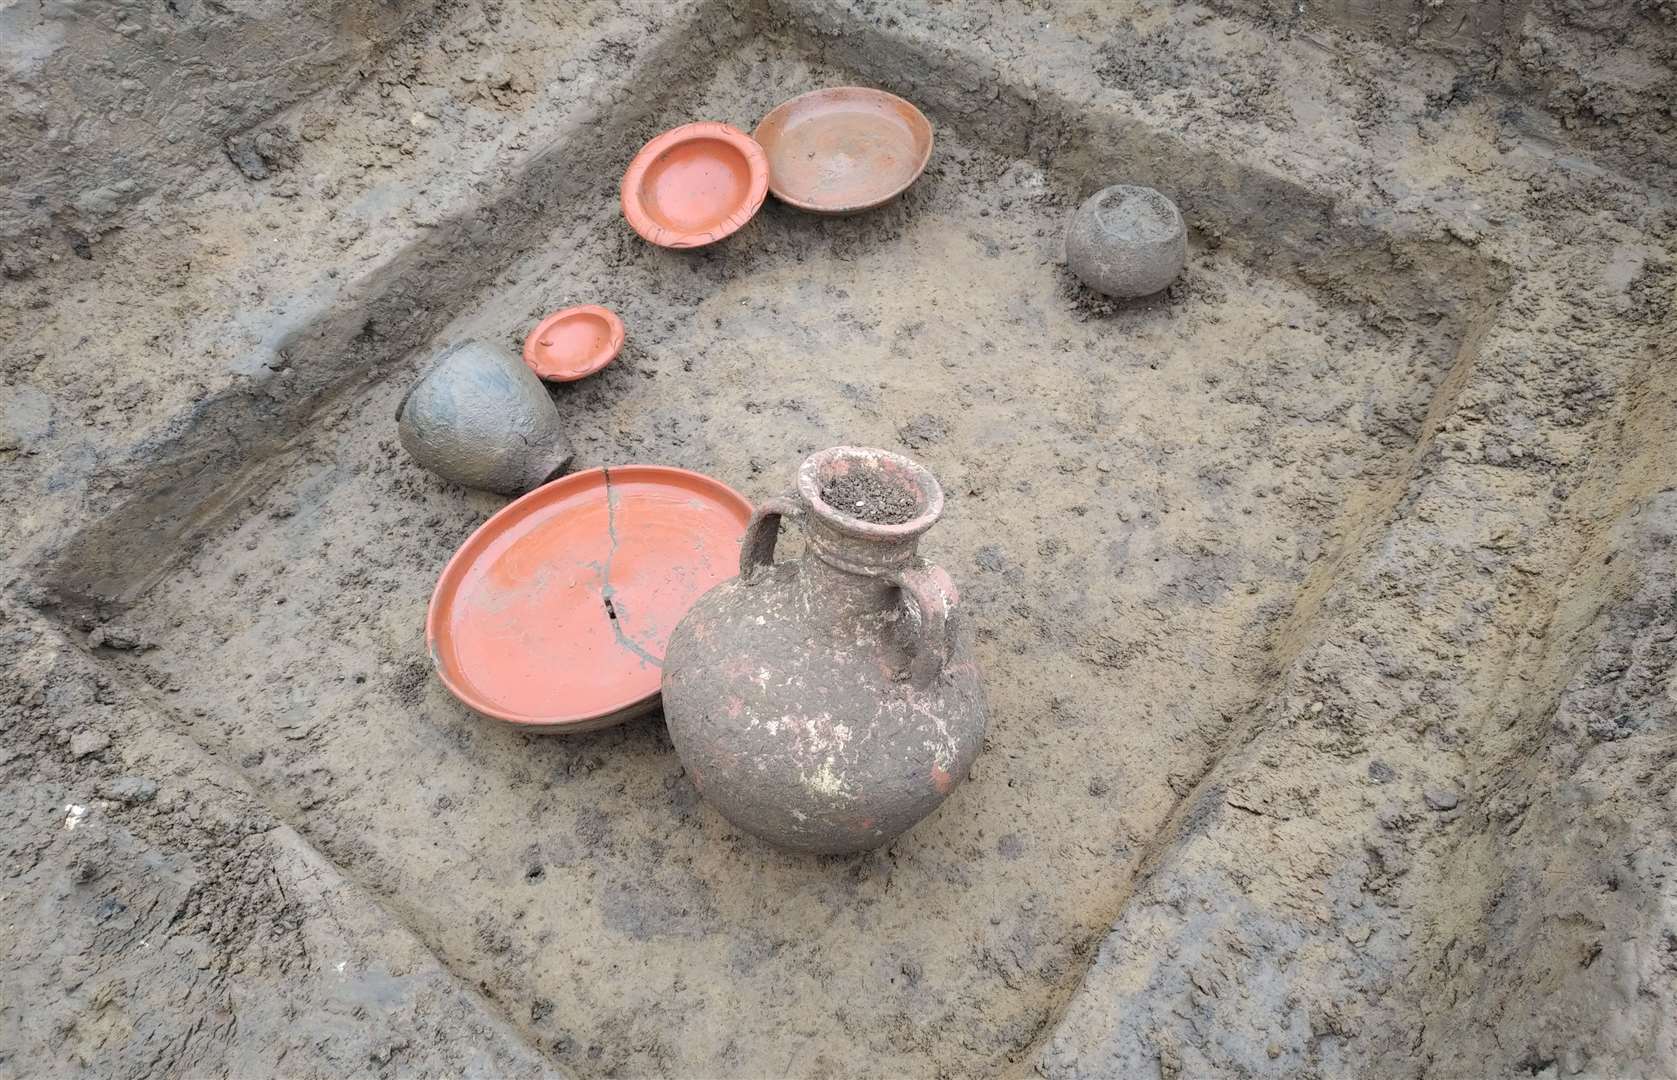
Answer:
[95,68,1483,1071]
[2,1,1673,1078]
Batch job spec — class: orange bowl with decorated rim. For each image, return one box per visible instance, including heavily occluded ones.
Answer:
[620,121,769,248]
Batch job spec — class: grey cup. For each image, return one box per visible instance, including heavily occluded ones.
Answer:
[1065,184,1187,298]
[396,340,573,495]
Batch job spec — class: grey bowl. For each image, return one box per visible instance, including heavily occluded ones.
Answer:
[1065,184,1187,299]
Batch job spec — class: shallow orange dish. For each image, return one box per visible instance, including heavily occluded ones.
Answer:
[753,87,934,215]
[523,304,625,382]
[620,121,769,248]
[426,466,752,733]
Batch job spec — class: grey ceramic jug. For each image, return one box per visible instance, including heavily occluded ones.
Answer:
[661,447,986,855]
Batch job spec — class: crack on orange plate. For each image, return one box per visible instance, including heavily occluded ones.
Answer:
[598,465,664,670]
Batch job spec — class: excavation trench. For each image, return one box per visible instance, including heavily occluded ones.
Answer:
[48,12,1508,1079]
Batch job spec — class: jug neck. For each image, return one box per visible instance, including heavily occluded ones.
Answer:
[801,512,924,578]
[797,521,917,615]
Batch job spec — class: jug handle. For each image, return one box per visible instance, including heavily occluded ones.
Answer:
[739,494,803,582]
[893,561,957,688]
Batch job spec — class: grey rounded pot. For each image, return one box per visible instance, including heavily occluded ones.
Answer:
[1065,184,1187,298]
[396,340,573,495]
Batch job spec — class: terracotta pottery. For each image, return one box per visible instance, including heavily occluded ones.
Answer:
[427,466,752,733]
[752,87,934,215]
[661,447,986,854]
[523,304,625,382]
[396,339,572,495]
[620,121,769,248]
[1064,184,1188,298]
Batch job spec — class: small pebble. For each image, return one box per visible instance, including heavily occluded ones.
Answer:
[99,775,159,804]
[1424,788,1460,812]
[87,624,146,651]
[70,731,111,759]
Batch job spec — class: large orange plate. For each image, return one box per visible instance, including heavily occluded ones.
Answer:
[426,466,752,733]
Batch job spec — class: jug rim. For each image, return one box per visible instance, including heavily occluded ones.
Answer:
[796,446,944,541]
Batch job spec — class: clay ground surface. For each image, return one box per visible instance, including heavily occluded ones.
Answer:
[94,52,1478,1075]
[3,1,1675,1078]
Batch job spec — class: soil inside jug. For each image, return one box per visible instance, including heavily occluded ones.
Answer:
[820,468,921,525]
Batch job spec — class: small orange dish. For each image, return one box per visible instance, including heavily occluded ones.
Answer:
[523,305,625,382]
[620,121,769,248]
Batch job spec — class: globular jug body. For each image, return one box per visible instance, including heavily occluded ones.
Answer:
[662,447,986,854]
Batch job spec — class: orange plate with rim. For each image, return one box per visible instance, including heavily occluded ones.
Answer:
[620,121,769,248]
[753,87,934,215]
[522,304,625,382]
[426,466,752,733]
